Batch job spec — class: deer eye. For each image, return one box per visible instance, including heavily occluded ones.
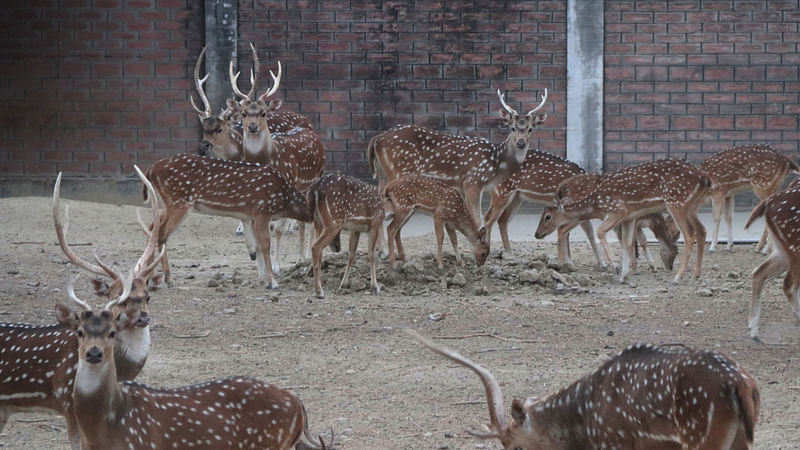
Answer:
[76,330,84,338]
[215,128,223,134]
[545,214,551,221]
[146,295,151,303]
[109,330,116,339]
[260,112,267,118]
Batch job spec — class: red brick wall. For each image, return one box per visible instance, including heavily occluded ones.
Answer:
[604,0,800,172]
[0,0,203,178]
[238,0,567,177]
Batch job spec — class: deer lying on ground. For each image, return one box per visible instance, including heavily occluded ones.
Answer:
[141,154,312,288]
[307,174,385,299]
[384,175,489,270]
[408,329,759,450]
[226,44,325,275]
[482,149,603,265]
[554,173,680,271]
[535,159,710,283]
[702,144,799,253]
[368,88,548,227]
[55,279,330,450]
[745,178,800,340]
[0,171,163,449]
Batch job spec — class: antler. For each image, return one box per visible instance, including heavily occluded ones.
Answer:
[189,45,212,118]
[406,329,508,436]
[65,270,92,311]
[132,165,164,279]
[53,173,123,282]
[105,268,134,310]
[497,89,518,116]
[229,43,262,100]
[258,60,282,101]
[526,88,548,116]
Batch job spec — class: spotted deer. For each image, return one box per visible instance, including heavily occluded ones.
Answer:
[384,175,489,270]
[226,45,326,275]
[701,144,799,253]
[190,45,314,160]
[408,329,760,450]
[482,150,602,264]
[554,173,681,272]
[535,159,710,283]
[54,280,330,450]
[368,88,548,227]
[0,171,164,449]
[307,174,384,299]
[745,180,800,340]
[140,153,312,289]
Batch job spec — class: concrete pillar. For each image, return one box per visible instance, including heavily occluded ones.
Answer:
[567,0,604,173]
[204,0,238,114]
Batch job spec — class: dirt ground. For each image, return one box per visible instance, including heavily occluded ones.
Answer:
[0,195,798,450]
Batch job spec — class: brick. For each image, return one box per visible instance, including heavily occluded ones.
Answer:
[704,116,733,130]
[766,115,797,130]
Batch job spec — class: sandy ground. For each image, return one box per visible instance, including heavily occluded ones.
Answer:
[0,196,798,450]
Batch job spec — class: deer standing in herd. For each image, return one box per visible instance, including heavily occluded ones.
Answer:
[0,171,163,449]
[368,89,548,227]
[409,329,759,450]
[535,159,710,283]
[701,144,799,253]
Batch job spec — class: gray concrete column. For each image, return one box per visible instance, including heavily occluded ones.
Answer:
[204,0,238,113]
[567,0,604,173]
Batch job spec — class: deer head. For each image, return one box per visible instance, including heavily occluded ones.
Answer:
[497,88,548,165]
[226,43,283,145]
[472,227,490,267]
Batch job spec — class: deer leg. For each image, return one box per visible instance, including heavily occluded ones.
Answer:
[618,219,637,283]
[753,186,775,255]
[577,219,603,268]
[311,224,341,299]
[708,192,724,253]
[434,216,445,270]
[556,224,573,265]
[254,215,278,289]
[667,206,698,284]
[157,205,191,285]
[235,220,245,235]
[597,213,625,271]
[270,219,285,276]
[297,221,309,264]
[339,231,360,290]
[65,413,81,450]
[783,261,800,323]
[484,191,510,250]
[750,250,787,339]
[368,222,381,293]
[722,195,734,251]
[241,220,258,261]
[386,208,410,269]
[498,193,522,251]
[689,208,706,280]
[636,224,657,272]
[445,223,462,266]
[463,186,484,228]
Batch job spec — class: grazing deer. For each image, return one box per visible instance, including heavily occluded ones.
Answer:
[535,159,710,283]
[482,150,603,265]
[368,88,548,226]
[54,280,329,450]
[745,181,800,340]
[408,329,760,450]
[141,154,312,289]
[554,173,680,272]
[701,144,799,253]
[384,175,489,270]
[307,174,385,299]
[0,171,163,449]
[190,45,313,160]
[226,45,325,275]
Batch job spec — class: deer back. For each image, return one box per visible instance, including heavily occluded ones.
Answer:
[146,153,311,223]
[554,172,604,206]
[308,174,383,226]
[493,150,585,201]
[246,127,326,192]
[702,144,796,192]
[384,175,474,226]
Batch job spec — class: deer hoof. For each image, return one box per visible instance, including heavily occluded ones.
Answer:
[373,284,382,294]
[269,280,279,289]
[316,291,325,299]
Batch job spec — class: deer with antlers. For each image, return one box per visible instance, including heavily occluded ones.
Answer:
[384,175,490,270]
[745,178,800,340]
[368,88,548,227]
[225,44,326,276]
[140,153,312,288]
[190,45,314,160]
[307,174,385,299]
[0,171,163,449]
[553,172,681,272]
[408,329,759,450]
[482,150,603,264]
[54,278,330,450]
[535,159,710,283]
[702,144,799,253]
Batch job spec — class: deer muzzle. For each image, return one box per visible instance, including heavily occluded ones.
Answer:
[135,312,151,328]
[85,347,103,364]
[247,123,259,134]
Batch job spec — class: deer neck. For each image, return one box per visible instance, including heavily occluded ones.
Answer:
[243,129,275,162]
[527,386,591,447]
[455,212,481,245]
[73,359,126,448]
[496,137,525,178]
[113,326,150,381]
[563,197,604,222]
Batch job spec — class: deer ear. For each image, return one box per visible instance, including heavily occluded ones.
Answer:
[511,398,527,425]
[478,226,487,242]
[55,304,80,331]
[267,99,282,111]
[499,109,514,126]
[91,279,111,297]
[147,273,164,291]
[226,98,240,112]
[533,113,548,125]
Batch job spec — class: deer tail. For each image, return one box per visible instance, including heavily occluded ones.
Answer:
[142,168,152,202]
[744,199,767,231]
[367,134,380,179]
[295,403,334,450]
[786,156,800,175]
